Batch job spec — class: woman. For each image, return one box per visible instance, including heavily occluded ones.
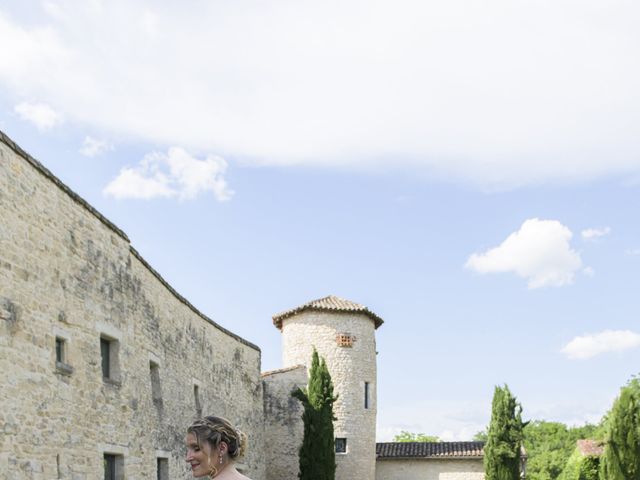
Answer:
[186,416,252,479]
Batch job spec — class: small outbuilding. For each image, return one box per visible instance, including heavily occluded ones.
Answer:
[375,441,486,480]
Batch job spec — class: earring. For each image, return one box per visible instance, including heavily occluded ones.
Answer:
[219,452,224,465]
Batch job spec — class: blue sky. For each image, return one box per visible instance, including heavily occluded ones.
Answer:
[1,0,640,441]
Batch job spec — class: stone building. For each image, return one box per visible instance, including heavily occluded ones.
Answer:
[268,296,383,480]
[376,442,485,480]
[1,129,493,480]
[265,297,490,480]
[0,131,265,480]
[261,365,306,480]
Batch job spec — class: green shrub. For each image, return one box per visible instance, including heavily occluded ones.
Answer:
[601,379,640,479]
[577,456,599,480]
[558,449,600,480]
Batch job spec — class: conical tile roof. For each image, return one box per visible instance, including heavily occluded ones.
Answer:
[272,295,384,330]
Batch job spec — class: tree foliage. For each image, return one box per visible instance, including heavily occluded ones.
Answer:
[292,349,338,480]
[393,431,440,442]
[476,418,603,480]
[578,456,600,480]
[601,378,640,480]
[557,447,600,480]
[474,429,489,442]
[524,421,600,480]
[484,385,526,480]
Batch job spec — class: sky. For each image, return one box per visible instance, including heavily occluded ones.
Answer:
[1,0,640,441]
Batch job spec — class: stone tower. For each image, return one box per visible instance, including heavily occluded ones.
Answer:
[273,295,384,480]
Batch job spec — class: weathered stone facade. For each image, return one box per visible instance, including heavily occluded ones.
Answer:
[0,130,493,480]
[375,459,485,480]
[262,365,307,480]
[278,309,378,480]
[0,132,265,480]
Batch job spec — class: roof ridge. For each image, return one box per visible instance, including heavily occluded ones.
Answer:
[272,295,384,330]
[261,364,306,377]
[375,441,486,459]
[308,294,365,308]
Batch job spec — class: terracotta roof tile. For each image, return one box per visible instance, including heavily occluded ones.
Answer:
[577,439,604,457]
[272,295,384,330]
[376,442,485,459]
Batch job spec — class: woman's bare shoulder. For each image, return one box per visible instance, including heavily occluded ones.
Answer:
[226,470,251,480]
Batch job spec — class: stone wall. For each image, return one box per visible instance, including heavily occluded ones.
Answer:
[375,459,484,480]
[281,310,377,480]
[0,132,265,480]
[262,365,307,480]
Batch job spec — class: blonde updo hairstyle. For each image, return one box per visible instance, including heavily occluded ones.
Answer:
[188,416,247,461]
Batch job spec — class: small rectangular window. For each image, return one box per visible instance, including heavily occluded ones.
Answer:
[55,336,73,375]
[194,384,202,417]
[100,336,120,382]
[335,438,347,454]
[364,382,370,409]
[157,457,168,480]
[150,361,162,405]
[104,454,114,480]
[100,338,111,378]
[55,337,65,363]
[103,454,123,480]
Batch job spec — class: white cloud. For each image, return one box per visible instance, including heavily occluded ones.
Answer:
[104,147,233,201]
[103,166,173,200]
[1,2,640,188]
[581,227,611,240]
[625,248,640,256]
[582,266,595,277]
[79,136,111,157]
[13,101,62,130]
[561,330,640,360]
[465,218,583,289]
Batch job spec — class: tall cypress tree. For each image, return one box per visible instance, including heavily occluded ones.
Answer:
[292,349,338,480]
[601,379,640,479]
[484,384,526,480]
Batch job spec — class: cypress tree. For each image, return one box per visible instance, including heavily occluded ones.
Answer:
[484,384,526,480]
[292,349,338,480]
[601,379,640,479]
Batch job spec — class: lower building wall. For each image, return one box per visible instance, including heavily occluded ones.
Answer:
[375,459,484,480]
[262,366,307,480]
